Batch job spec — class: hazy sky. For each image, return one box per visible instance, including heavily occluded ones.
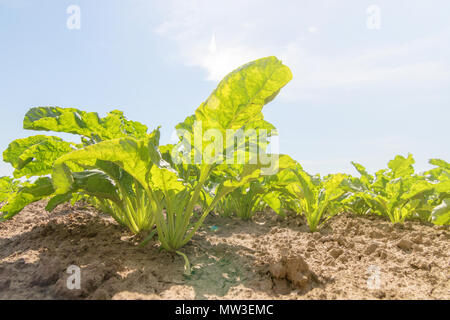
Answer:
[0,0,449,177]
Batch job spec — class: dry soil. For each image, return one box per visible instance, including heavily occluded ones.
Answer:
[0,201,448,300]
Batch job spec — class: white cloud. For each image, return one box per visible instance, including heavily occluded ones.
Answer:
[279,39,450,101]
[154,0,450,101]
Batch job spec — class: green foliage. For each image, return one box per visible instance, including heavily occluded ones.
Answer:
[285,168,349,232]
[423,159,450,225]
[3,135,75,179]
[151,56,294,251]
[0,177,55,221]
[1,55,448,273]
[214,155,298,220]
[41,56,293,254]
[195,56,292,135]
[24,107,148,143]
[51,129,163,234]
[1,106,151,226]
[215,181,266,219]
[0,176,20,203]
[343,155,446,225]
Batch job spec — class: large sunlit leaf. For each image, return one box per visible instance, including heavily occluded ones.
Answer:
[53,128,160,190]
[24,107,148,142]
[53,137,152,193]
[3,135,75,178]
[195,56,292,133]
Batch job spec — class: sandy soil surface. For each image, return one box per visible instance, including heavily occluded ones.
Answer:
[0,201,448,300]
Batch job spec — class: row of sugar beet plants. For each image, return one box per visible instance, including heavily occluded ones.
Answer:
[342,156,449,226]
[0,56,449,269]
[211,155,450,230]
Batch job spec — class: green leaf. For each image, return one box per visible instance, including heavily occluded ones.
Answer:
[341,177,366,193]
[45,192,73,212]
[175,115,196,137]
[263,192,283,215]
[322,174,347,200]
[216,154,296,198]
[401,179,434,201]
[248,119,277,131]
[3,135,75,179]
[219,164,262,195]
[95,160,135,197]
[0,177,55,221]
[290,168,316,209]
[388,154,415,178]
[53,136,154,192]
[52,128,183,196]
[351,161,374,186]
[286,169,347,231]
[148,165,185,194]
[195,56,292,133]
[24,107,148,141]
[71,171,121,202]
[435,180,450,194]
[0,176,20,203]
[429,158,450,170]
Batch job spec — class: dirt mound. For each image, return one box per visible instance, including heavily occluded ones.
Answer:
[269,255,318,294]
[0,201,448,300]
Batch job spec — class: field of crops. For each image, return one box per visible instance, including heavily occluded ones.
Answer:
[0,57,448,300]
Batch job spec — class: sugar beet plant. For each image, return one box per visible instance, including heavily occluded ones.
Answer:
[48,56,296,270]
[0,106,157,234]
[206,121,299,221]
[342,155,449,225]
[423,159,450,225]
[0,57,297,263]
[214,163,301,220]
[278,166,349,232]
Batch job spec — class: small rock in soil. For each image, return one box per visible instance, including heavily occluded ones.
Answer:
[409,258,431,271]
[329,248,344,259]
[269,262,286,279]
[372,290,386,299]
[369,231,384,239]
[365,243,379,255]
[397,239,413,251]
[411,234,423,244]
[269,255,315,291]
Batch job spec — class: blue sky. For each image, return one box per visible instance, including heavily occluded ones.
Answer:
[0,0,449,177]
